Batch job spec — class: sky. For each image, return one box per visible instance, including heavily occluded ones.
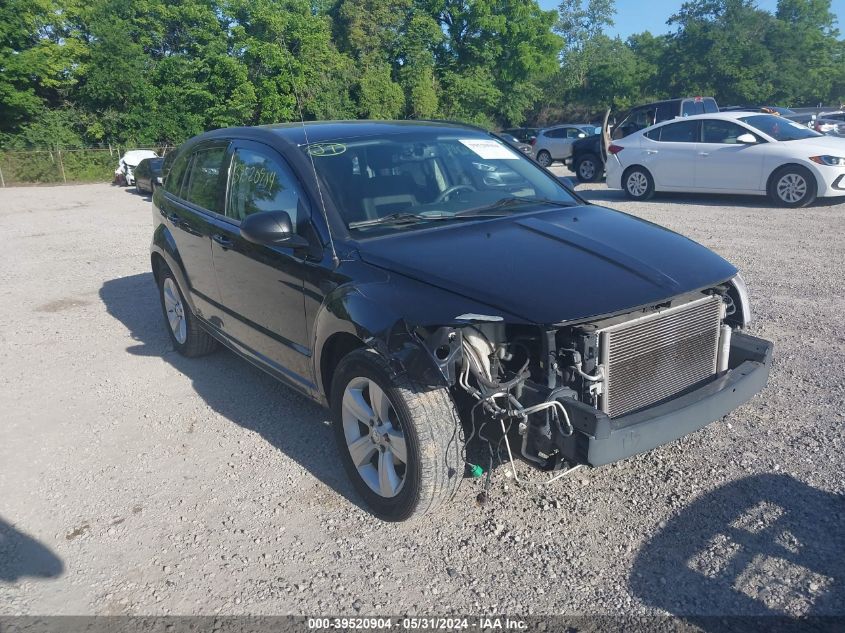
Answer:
[536,0,845,40]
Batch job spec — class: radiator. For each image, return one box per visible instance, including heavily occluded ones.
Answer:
[598,295,724,418]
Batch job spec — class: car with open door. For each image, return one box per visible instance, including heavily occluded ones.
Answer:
[605,111,845,207]
[570,97,720,183]
[151,120,772,521]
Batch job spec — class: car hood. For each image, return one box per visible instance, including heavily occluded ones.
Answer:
[355,205,737,324]
[786,136,845,153]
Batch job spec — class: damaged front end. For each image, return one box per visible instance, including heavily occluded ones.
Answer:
[416,276,773,471]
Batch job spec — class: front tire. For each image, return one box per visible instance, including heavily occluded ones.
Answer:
[623,166,655,201]
[331,349,463,521]
[536,150,552,168]
[768,165,817,208]
[157,267,218,357]
[575,154,602,182]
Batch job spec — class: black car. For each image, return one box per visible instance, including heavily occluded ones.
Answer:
[571,97,719,182]
[150,120,772,521]
[496,132,535,158]
[502,127,539,144]
[134,157,165,194]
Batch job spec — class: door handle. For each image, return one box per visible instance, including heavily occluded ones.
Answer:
[645,150,658,155]
[698,152,710,157]
[212,234,234,249]
[166,213,182,225]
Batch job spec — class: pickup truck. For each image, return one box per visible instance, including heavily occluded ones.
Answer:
[150,119,771,521]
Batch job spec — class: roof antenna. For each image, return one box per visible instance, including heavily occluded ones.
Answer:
[280,30,340,268]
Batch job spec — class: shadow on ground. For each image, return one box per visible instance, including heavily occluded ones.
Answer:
[0,517,64,582]
[630,473,845,623]
[99,273,363,510]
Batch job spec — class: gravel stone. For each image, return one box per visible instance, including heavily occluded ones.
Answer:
[0,181,843,617]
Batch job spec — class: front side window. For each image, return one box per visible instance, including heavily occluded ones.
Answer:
[165,152,190,195]
[657,120,700,143]
[184,145,228,213]
[303,132,577,235]
[702,120,754,144]
[740,114,823,141]
[226,147,308,227]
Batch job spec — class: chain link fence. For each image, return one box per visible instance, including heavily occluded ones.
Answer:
[0,147,168,186]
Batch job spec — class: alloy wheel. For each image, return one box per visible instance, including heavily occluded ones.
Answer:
[579,160,596,181]
[776,173,807,204]
[537,152,551,168]
[162,277,187,344]
[627,171,648,197]
[341,377,408,498]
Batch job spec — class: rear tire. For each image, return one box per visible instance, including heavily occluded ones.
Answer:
[156,266,218,357]
[575,153,602,182]
[623,166,655,201]
[768,165,817,208]
[331,349,463,521]
[536,150,552,168]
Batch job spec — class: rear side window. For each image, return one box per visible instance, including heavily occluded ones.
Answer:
[184,145,228,213]
[657,120,700,142]
[682,100,706,116]
[165,152,190,195]
[544,128,568,139]
[226,147,309,228]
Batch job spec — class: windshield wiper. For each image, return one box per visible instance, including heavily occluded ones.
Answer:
[455,197,574,217]
[348,211,506,229]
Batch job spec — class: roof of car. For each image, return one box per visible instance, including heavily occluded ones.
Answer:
[248,120,492,144]
[652,111,772,124]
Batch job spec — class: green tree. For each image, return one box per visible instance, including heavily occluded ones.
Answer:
[767,0,844,105]
[665,0,777,104]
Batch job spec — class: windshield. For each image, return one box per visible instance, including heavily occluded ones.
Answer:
[740,115,822,141]
[304,131,577,235]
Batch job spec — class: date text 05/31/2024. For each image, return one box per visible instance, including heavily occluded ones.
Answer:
[307,617,528,630]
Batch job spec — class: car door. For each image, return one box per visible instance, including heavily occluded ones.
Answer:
[640,119,701,189]
[696,120,766,192]
[157,141,228,318]
[209,140,315,390]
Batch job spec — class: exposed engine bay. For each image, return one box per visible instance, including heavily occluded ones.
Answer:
[419,279,749,477]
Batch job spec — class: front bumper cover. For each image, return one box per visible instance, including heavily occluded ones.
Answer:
[559,332,773,466]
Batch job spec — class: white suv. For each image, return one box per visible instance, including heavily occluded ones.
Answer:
[533,125,595,168]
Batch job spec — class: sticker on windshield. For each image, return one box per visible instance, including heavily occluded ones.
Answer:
[458,139,519,160]
[306,142,347,157]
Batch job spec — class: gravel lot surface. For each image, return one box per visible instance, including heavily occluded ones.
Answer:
[1,177,844,619]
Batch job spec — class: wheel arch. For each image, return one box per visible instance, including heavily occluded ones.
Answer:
[150,224,195,313]
[622,163,655,189]
[765,162,821,195]
[312,285,452,407]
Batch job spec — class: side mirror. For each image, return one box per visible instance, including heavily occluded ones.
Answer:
[240,210,310,249]
[577,132,587,138]
[737,133,757,144]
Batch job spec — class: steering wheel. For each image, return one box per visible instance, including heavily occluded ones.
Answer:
[435,184,476,203]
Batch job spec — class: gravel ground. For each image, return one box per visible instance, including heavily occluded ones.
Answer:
[0,178,844,618]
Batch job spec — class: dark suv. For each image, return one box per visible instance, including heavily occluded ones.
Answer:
[571,97,719,182]
[151,120,771,521]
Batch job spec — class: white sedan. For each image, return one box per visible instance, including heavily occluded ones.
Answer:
[606,111,845,207]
